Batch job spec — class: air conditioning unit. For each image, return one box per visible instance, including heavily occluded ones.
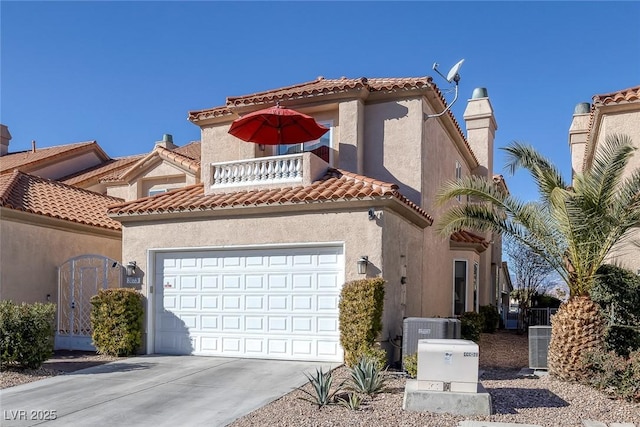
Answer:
[417,339,479,393]
[403,318,450,357]
[529,325,552,369]
[449,318,461,339]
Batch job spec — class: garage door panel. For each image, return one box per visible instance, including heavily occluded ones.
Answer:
[155,246,344,362]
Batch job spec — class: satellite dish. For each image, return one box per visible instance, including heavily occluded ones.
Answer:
[446,59,465,83]
[425,58,465,120]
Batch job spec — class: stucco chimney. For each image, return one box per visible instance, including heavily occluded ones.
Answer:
[0,124,11,156]
[155,133,178,150]
[463,88,498,178]
[569,102,591,179]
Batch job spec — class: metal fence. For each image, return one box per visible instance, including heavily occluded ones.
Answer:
[529,307,558,326]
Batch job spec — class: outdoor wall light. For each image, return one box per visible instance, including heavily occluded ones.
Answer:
[368,208,376,221]
[357,256,369,275]
[126,261,137,276]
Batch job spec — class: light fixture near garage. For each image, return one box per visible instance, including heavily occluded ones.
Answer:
[368,208,376,221]
[126,261,137,276]
[357,256,369,275]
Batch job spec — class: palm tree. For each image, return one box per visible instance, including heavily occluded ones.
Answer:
[436,134,640,381]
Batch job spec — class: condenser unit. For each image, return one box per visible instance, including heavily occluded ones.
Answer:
[529,325,552,369]
[403,318,459,357]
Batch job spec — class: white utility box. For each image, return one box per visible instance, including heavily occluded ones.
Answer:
[417,339,479,393]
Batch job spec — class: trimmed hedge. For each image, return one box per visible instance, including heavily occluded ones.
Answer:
[338,277,386,367]
[0,301,56,369]
[90,288,144,356]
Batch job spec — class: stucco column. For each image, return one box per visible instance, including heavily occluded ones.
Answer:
[338,99,365,174]
[0,124,11,156]
[463,88,498,179]
[568,102,591,181]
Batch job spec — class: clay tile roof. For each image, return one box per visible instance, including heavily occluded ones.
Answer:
[0,170,123,230]
[172,141,201,162]
[0,141,107,174]
[108,168,433,224]
[60,155,144,186]
[154,145,200,173]
[592,85,640,106]
[451,230,490,249]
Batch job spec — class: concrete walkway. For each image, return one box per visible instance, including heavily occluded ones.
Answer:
[1,355,330,427]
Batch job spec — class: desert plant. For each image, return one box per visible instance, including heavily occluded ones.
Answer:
[605,325,640,357]
[299,367,341,408]
[90,288,144,356]
[347,355,387,396]
[0,301,56,369]
[479,305,500,333]
[336,392,362,410]
[583,349,640,402]
[436,134,640,381]
[460,311,483,343]
[360,343,387,370]
[403,353,418,378]
[338,277,385,367]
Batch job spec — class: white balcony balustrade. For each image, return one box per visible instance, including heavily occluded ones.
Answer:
[207,152,329,194]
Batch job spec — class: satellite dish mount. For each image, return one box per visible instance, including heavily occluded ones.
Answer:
[425,59,465,119]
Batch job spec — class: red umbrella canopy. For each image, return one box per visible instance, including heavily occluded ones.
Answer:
[228,104,329,145]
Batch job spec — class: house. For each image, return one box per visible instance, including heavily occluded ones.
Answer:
[0,124,202,349]
[108,76,503,363]
[568,85,640,274]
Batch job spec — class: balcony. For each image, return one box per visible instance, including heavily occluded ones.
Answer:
[208,152,329,194]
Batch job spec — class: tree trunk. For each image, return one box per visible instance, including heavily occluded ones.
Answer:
[547,295,605,381]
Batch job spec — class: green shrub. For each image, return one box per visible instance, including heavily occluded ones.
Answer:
[0,301,56,369]
[583,349,640,402]
[338,277,385,367]
[403,353,418,378]
[90,288,144,356]
[605,325,640,357]
[479,305,499,333]
[591,264,640,326]
[460,311,483,343]
[591,264,640,356]
[336,392,362,410]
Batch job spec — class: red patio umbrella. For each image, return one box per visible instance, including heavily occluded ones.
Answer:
[228,104,329,145]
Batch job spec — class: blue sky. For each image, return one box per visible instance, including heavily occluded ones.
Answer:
[2,1,639,202]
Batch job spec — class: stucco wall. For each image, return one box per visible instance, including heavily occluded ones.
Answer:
[596,109,640,274]
[0,215,121,304]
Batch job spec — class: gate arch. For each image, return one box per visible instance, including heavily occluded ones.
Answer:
[55,254,122,351]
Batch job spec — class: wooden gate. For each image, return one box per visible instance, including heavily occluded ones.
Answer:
[55,255,122,351]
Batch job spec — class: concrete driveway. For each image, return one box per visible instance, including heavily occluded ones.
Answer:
[1,355,333,427]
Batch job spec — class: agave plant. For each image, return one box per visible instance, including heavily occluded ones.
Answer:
[436,134,640,381]
[298,367,342,408]
[336,392,362,410]
[347,355,387,395]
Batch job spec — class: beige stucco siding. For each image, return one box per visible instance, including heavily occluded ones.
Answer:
[380,210,423,357]
[0,213,121,304]
[363,98,424,205]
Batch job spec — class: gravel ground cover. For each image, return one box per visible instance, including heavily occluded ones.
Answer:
[230,331,640,427]
[2,331,638,426]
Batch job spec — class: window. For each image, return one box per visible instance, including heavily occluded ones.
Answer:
[148,189,168,197]
[454,260,467,316]
[277,120,333,163]
[455,161,462,202]
[473,262,479,312]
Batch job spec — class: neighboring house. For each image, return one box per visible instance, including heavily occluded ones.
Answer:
[569,85,640,274]
[0,170,123,304]
[0,125,199,311]
[108,76,504,363]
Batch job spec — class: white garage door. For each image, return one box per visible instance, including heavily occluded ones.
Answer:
[154,246,344,362]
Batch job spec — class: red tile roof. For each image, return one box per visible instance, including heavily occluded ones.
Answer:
[172,141,201,162]
[112,144,201,183]
[0,170,122,230]
[187,76,474,164]
[451,230,490,249]
[0,141,109,175]
[60,155,144,186]
[108,168,433,224]
[592,85,640,106]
